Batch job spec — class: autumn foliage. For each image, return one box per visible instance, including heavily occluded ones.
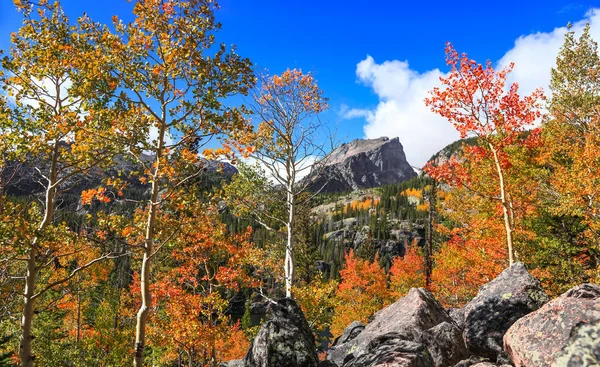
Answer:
[389,240,426,299]
[2,1,600,364]
[330,250,390,337]
[149,209,258,365]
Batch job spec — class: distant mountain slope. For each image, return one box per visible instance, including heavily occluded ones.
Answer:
[307,137,417,193]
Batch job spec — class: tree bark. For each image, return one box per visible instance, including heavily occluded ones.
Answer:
[285,184,295,298]
[490,144,515,266]
[133,123,165,367]
[19,145,58,367]
[19,248,38,367]
[425,180,436,289]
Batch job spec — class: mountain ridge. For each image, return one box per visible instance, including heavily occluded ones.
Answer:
[307,136,417,193]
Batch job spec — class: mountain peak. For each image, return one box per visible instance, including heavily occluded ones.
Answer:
[308,137,416,193]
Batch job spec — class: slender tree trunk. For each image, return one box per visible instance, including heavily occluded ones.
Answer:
[20,146,58,367]
[285,185,295,298]
[425,181,436,289]
[19,248,37,367]
[490,145,515,266]
[134,124,165,367]
[76,284,81,344]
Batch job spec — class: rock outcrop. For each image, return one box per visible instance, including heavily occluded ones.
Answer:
[331,321,365,347]
[343,333,434,367]
[243,298,318,367]
[422,321,468,367]
[307,137,416,193]
[225,267,600,367]
[328,288,450,366]
[503,283,600,367]
[461,262,548,360]
[554,321,600,366]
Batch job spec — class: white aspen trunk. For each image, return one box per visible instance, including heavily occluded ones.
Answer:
[285,184,295,298]
[19,248,38,367]
[489,144,515,266]
[133,123,165,367]
[19,145,58,367]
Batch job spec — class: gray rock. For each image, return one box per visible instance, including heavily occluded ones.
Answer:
[447,308,465,330]
[328,288,450,366]
[318,361,339,367]
[243,298,318,367]
[462,262,548,360]
[378,240,406,259]
[220,360,243,367]
[315,261,331,275]
[504,283,600,367]
[306,137,416,193]
[332,321,365,347]
[342,333,434,367]
[453,356,490,367]
[554,321,600,366]
[422,321,468,367]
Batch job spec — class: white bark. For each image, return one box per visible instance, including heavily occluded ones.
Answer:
[133,123,165,366]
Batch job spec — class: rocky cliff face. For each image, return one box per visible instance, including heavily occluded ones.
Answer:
[308,137,416,193]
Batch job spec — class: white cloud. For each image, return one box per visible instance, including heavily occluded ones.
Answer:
[499,9,600,96]
[349,56,459,167]
[242,154,317,184]
[347,9,600,168]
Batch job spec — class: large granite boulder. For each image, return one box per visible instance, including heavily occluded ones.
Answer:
[342,333,434,367]
[306,137,416,193]
[328,288,451,366]
[453,356,491,367]
[332,321,365,347]
[554,321,600,366]
[422,321,468,367]
[220,361,243,367]
[462,262,548,359]
[243,298,318,367]
[327,321,365,364]
[504,283,600,367]
[447,308,465,330]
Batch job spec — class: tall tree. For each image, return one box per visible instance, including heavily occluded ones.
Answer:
[84,1,255,364]
[0,2,122,365]
[226,69,330,298]
[424,43,544,266]
[540,23,600,282]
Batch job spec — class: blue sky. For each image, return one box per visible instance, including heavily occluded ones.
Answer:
[1,0,599,166]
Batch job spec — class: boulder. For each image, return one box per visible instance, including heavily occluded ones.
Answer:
[328,288,451,366]
[342,333,434,367]
[447,308,465,330]
[220,361,243,367]
[422,321,468,367]
[332,321,365,347]
[453,356,490,367]
[327,321,365,364]
[504,283,600,367]
[554,321,600,366]
[462,262,548,359]
[243,298,318,367]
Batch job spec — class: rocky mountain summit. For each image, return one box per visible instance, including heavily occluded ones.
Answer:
[224,264,600,367]
[308,137,417,193]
